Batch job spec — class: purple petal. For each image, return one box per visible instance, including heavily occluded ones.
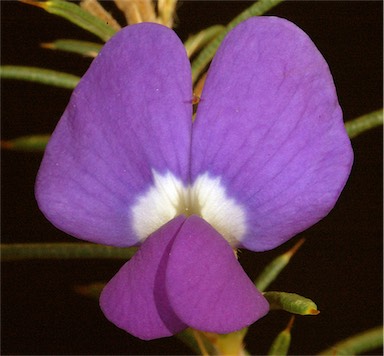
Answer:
[191,17,353,251]
[100,214,268,339]
[166,215,269,333]
[35,24,192,246]
[99,216,187,340]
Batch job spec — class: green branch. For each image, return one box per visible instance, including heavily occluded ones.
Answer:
[1,65,80,89]
[268,317,294,356]
[184,25,225,58]
[20,0,116,42]
[42,39,102,57]
[1,135,50,152]
[254,238,305,292]
[317,326,383,355]
[1,243,137,261]
[264,291,319,315]
[346,108,383,139]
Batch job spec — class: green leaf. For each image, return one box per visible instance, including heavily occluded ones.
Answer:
[317,326,383,356]
[176,329,216,355]
[74,281,105,299]
[20,0,116,42]
[191,0,284,83]
[268,316,294,356]
[175,329,200,354]
[229,0,285,31]
[42,39,103,57]
[184,25,225,58]
[1,135,50,152]
[346,108,383,139]
[0,65,80,89]
[264,291,320,315]
[1,243,137,261]
[254,238,305,292]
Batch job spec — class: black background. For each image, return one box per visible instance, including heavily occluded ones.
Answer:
[1,1,382,355]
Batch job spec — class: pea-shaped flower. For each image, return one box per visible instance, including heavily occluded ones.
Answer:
[35,17,353,340]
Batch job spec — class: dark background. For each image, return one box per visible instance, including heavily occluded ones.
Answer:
[2,1,382,355]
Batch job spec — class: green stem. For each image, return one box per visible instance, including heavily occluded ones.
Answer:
[345,108,383,139]
[191,0,284,83]
[1,243,137,261]
[317,326,383,355]
[1,65,80,89]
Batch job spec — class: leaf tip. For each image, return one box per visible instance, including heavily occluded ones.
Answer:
[40,42,53,49]
[19,0,46,9]
[286,237,305,259]
[286,315,295,332]
[308,308,320,315]
[1,140,12,149]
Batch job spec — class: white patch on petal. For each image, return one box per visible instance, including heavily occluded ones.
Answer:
[132,171,185,242]
[192,174,246,246]
[131,170,246,246]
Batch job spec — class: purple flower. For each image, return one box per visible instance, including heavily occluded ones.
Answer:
[35,17,353,340]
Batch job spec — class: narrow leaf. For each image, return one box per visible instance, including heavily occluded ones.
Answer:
[41,39,102,57]
[268,316,295,356]
[114,0,156,25]
[191,0,284,83]
[80,0,121,31]
[1,243,137,261]
[176,329,206,355]
[255,238,305,292]
[157,0,178,28]
[317,326,383,356]
[346,108,383,139]
[184,25,225,58]
[74,281,105,299]
[1,65,79,89]
[226,0,284,29]
[264,291,320,316]
[20,0,116,42]
[1,135,50,152]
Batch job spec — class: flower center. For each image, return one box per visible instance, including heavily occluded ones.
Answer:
[131,170,246,247]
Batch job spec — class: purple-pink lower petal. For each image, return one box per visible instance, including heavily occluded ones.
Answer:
[99,216,188,340]
[100,215,268,339]
[166,215,269,333]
